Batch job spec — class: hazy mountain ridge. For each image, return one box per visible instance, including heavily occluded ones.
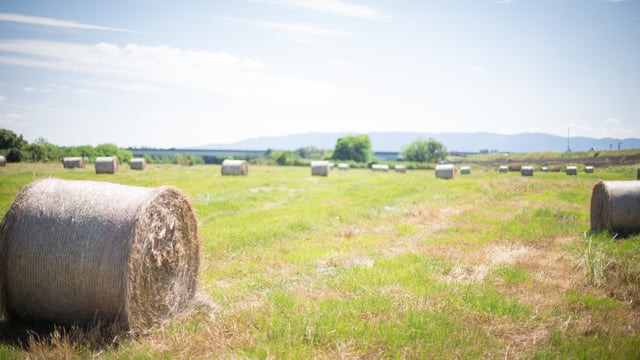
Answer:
[199,132,640,153]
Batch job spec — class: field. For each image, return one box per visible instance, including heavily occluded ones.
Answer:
[1,162,639,359]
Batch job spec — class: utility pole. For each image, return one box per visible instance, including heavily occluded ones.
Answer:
[567,127,571,152]
[618,141,623,151]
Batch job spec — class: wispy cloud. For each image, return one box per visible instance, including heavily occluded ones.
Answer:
[0,95,6,102]
[496,0,514,4]
[256,0,389,21]
[215,17,355,39]
[605,117,621,125]
[605,0,625,2]
[0,39,332,104]
[0,12,135,32]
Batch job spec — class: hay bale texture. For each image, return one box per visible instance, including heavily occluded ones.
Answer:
[221,159,248,176]
[130,158,146,170]
[435,164,455,179]
[0,178,200,331]
[590,181,640,233]
[311,161,330,176]
[521,166,534,177]
[566,166,577,176]
[63,157,85,169]
[95,156,119,174]
[0,155,5,167]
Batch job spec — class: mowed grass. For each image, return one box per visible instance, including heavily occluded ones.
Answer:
[0,163,639,359]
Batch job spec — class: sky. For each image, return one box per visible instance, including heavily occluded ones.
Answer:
[0,0,638,148]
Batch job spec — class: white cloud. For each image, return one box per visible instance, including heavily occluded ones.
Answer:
[0,95,6,102]
[0,39,333,105]
[256,0,389,21]
[24,86,53,93]
[333,58,351,69]
[0,12,135,32]
[0,113,26,127]
[605,117,621,125]
[214,17,355,39]
[496,0,513,4]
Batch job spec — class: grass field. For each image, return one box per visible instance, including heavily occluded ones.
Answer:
[1,162,639,359]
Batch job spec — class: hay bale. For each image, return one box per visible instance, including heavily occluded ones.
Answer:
[499,165,508,173]
[371,164,389,172]
[460,166,471,175]
[508,164,522,172]
[565,166,577,176]
[221,159,248,176]
[95,156,119,174]
[585,166,594,174]
[130,158,146,170]
[590,180,640,233]
[541,166,548,172]
[435,164,455,179]
[63,157,85,169]
[0,178,199,331]
[394,165,407,173]
[338,163,349,171]
[520,166,534,176]
[0,155,5,167]
[311,161,330,176]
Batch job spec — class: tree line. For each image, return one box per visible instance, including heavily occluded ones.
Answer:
[1,128,447,166]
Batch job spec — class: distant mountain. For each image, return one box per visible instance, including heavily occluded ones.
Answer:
[199,132,640,153]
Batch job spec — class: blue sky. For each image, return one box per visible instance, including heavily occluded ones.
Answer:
[0,0,638,148]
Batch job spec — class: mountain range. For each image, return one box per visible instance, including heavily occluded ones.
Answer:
[198,132,640,153]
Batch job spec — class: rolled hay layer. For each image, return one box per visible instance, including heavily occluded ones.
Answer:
[338,163,349,171]
[435,164,455,179]
[221,159,248,176]
[566,166,577,176]
[585,166,594,174]
[394,165,407,173]
[590,180,640,233]
[95,156,119,174]
[372,164,389,172]
[498,165,508,173]
[311,161,330,176]
[460,166,471,175]
[520,166,534,177]
[0,155,5,167]
[63,157,85,169]
[130,158,146,171]
[0,178,200,331]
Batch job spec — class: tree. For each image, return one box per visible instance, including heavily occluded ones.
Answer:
[331,135,372,163]
[0,128,27,150]
[402,138,447,163]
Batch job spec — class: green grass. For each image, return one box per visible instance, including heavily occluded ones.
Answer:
[0,162,639,358]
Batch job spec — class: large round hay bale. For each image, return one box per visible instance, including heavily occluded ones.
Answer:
[130,157,146,170]
[435,164,454,179]
[221,159,248,176]
[585,166,594,174]
[498,165,508,173]
[565,166,577,176]
[590,181,640,233]
[0,178,200,331]
[0,155,6,167]
[372,164,389,172]
[338,163,349,171]
[63,157,85,169]
[311,161,330,176]
[520,166,534,177]
[95,156,119,174]
[460,166,471,175]
[394,165,407,173]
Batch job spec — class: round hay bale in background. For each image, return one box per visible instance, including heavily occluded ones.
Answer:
[499,165,508,173]
[95,156,119,174]
[63,157,85,169]
[371,164,389,172]
[338,163,349,171]
[0,155,5,167]
[541,166,548,172]
[394,165,407,173]
[520,166,534,176]
[0,178,200,331]
[460,166,471,175]
[565,166,577,176]
[221,159,248,176]
[590,180,640,233]
[435,164,455,179]
[585,166,594,174]
[130,157,146,171]
[638,168,640,180]
[311,161,330,176]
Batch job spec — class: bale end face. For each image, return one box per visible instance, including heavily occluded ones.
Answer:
[590,180,640,234]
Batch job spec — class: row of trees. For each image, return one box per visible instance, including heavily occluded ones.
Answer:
[1,128,448,165]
